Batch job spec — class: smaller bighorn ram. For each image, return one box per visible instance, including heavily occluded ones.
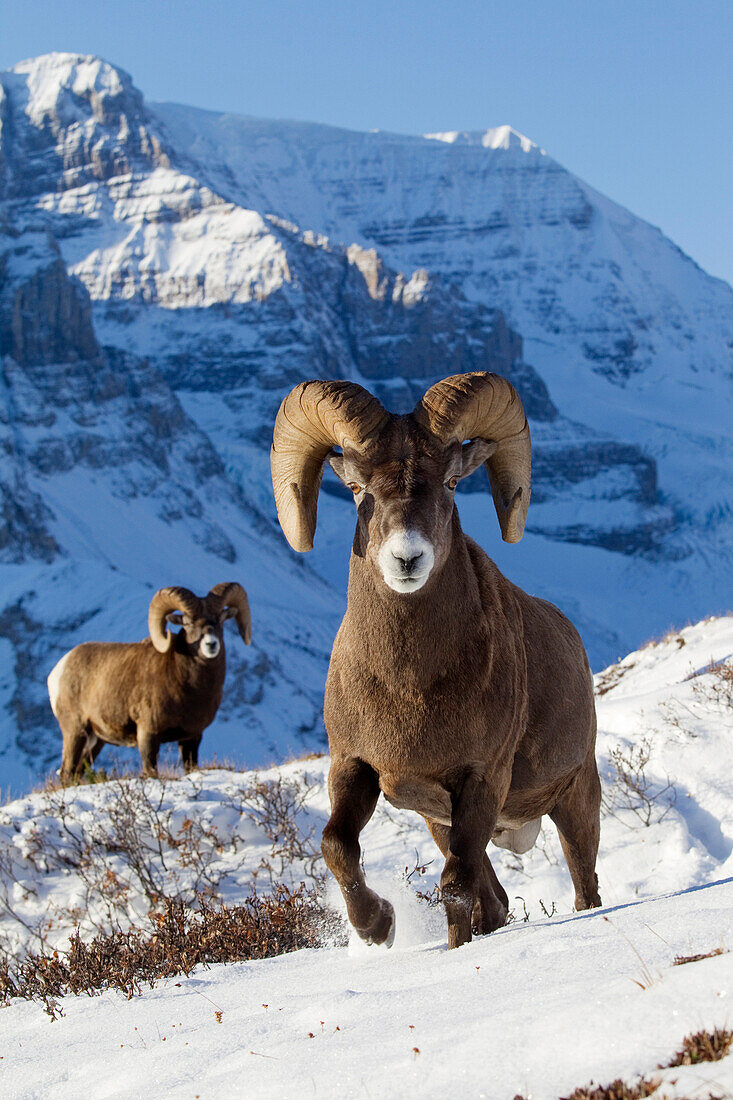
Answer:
[48,583,251,779]
[271,373,602,949]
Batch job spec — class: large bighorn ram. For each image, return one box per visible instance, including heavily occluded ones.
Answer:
[271,373,601,949]
[48,583,251,779]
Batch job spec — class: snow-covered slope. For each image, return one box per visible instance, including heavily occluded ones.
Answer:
[1,615,731,954]
[4,883,733,1099]
[0,52,731,791]
[1,617,732,1097]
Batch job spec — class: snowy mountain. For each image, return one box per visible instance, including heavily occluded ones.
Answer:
[0,52,731,791]
[2,616,733,1096]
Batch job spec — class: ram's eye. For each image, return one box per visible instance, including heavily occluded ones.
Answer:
[446,476,459,491]
[347,482,362,494]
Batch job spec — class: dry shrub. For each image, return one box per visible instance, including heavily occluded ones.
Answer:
[561,1079,661,1100]
[228,775,323,883]
[601,738,675,828]
[687,658,733,709]
[0,884,345,1019]
[663,1026,733,1067]
[660,657,733,739]
[0,771,324,960]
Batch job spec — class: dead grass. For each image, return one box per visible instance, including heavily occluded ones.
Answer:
[659,656,732,739]
[560,1078,662,1100]
[690,658,733,709]
[672,946,726,966]
[642,627,688,650]
[0,884,345,1019]
[663,1026,733,1067]
[595,660,637,697]
[37,760,185,794]
[563,1025,733,1100]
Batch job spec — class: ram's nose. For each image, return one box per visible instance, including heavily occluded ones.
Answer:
[201,634,221,658]
[392,549,424,575]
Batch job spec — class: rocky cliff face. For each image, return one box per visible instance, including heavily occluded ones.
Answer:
[0,214,337,789]
[0,53,731,791]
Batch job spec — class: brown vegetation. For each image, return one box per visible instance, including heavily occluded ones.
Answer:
[0,771,323,961]
[0,885,344,1019]
[664,1026,733,1066]
[672,946,726,966]
[561,1025,733,1100]
[560,1079,661,1100]
[601,738,676,828]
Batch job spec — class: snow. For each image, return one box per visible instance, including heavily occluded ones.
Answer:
[425,124,542,154]
[3,883,733,1099]
[11,54,131,128]
[1,618,733,1096]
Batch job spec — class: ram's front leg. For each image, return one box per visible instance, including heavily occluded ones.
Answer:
[442,771,505,949]
[321,756,395,947]
[137,728,160,778]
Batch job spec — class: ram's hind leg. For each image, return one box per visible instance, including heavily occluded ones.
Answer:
[425,820,508,937]
[178,733,202,773]
[550,750,602,911]
[321,757,395,947]
[81,735,104,770]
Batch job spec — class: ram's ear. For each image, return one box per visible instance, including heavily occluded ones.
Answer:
[327,451,347,483]
[459,439,497,480]
[165,612,184,626]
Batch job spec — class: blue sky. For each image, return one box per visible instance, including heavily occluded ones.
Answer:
[2,0,731,285]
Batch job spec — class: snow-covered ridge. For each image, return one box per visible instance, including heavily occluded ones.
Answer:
[424,123,541,153]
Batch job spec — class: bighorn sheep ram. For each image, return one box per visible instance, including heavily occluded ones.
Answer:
[271,372,601,949]
[48,583,251,779]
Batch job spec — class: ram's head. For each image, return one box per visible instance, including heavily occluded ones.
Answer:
[148,582,252,656]
[271,372,530,594]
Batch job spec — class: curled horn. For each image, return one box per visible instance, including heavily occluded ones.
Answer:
[148,587,201,654]
[415,372,531,543]
[271,380,390,552]
[208,581,252,645]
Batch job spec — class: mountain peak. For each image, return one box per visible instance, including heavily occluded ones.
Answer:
[423,124,542,154]
[8,52,142,128]
[11,50,132,87]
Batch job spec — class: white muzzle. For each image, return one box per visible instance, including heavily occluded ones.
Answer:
[378,529,435,594]
[201,632,221,659]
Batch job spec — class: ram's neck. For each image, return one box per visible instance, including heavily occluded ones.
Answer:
[171,640,226,690]
[344,513,484,689]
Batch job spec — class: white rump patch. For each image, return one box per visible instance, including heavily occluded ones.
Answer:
[378,529,435,594]
[492,817,542,855]
[47,651,72,717]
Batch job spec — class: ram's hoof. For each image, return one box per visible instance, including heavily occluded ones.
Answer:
[384,907,396,948]
[361,898,395,947]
